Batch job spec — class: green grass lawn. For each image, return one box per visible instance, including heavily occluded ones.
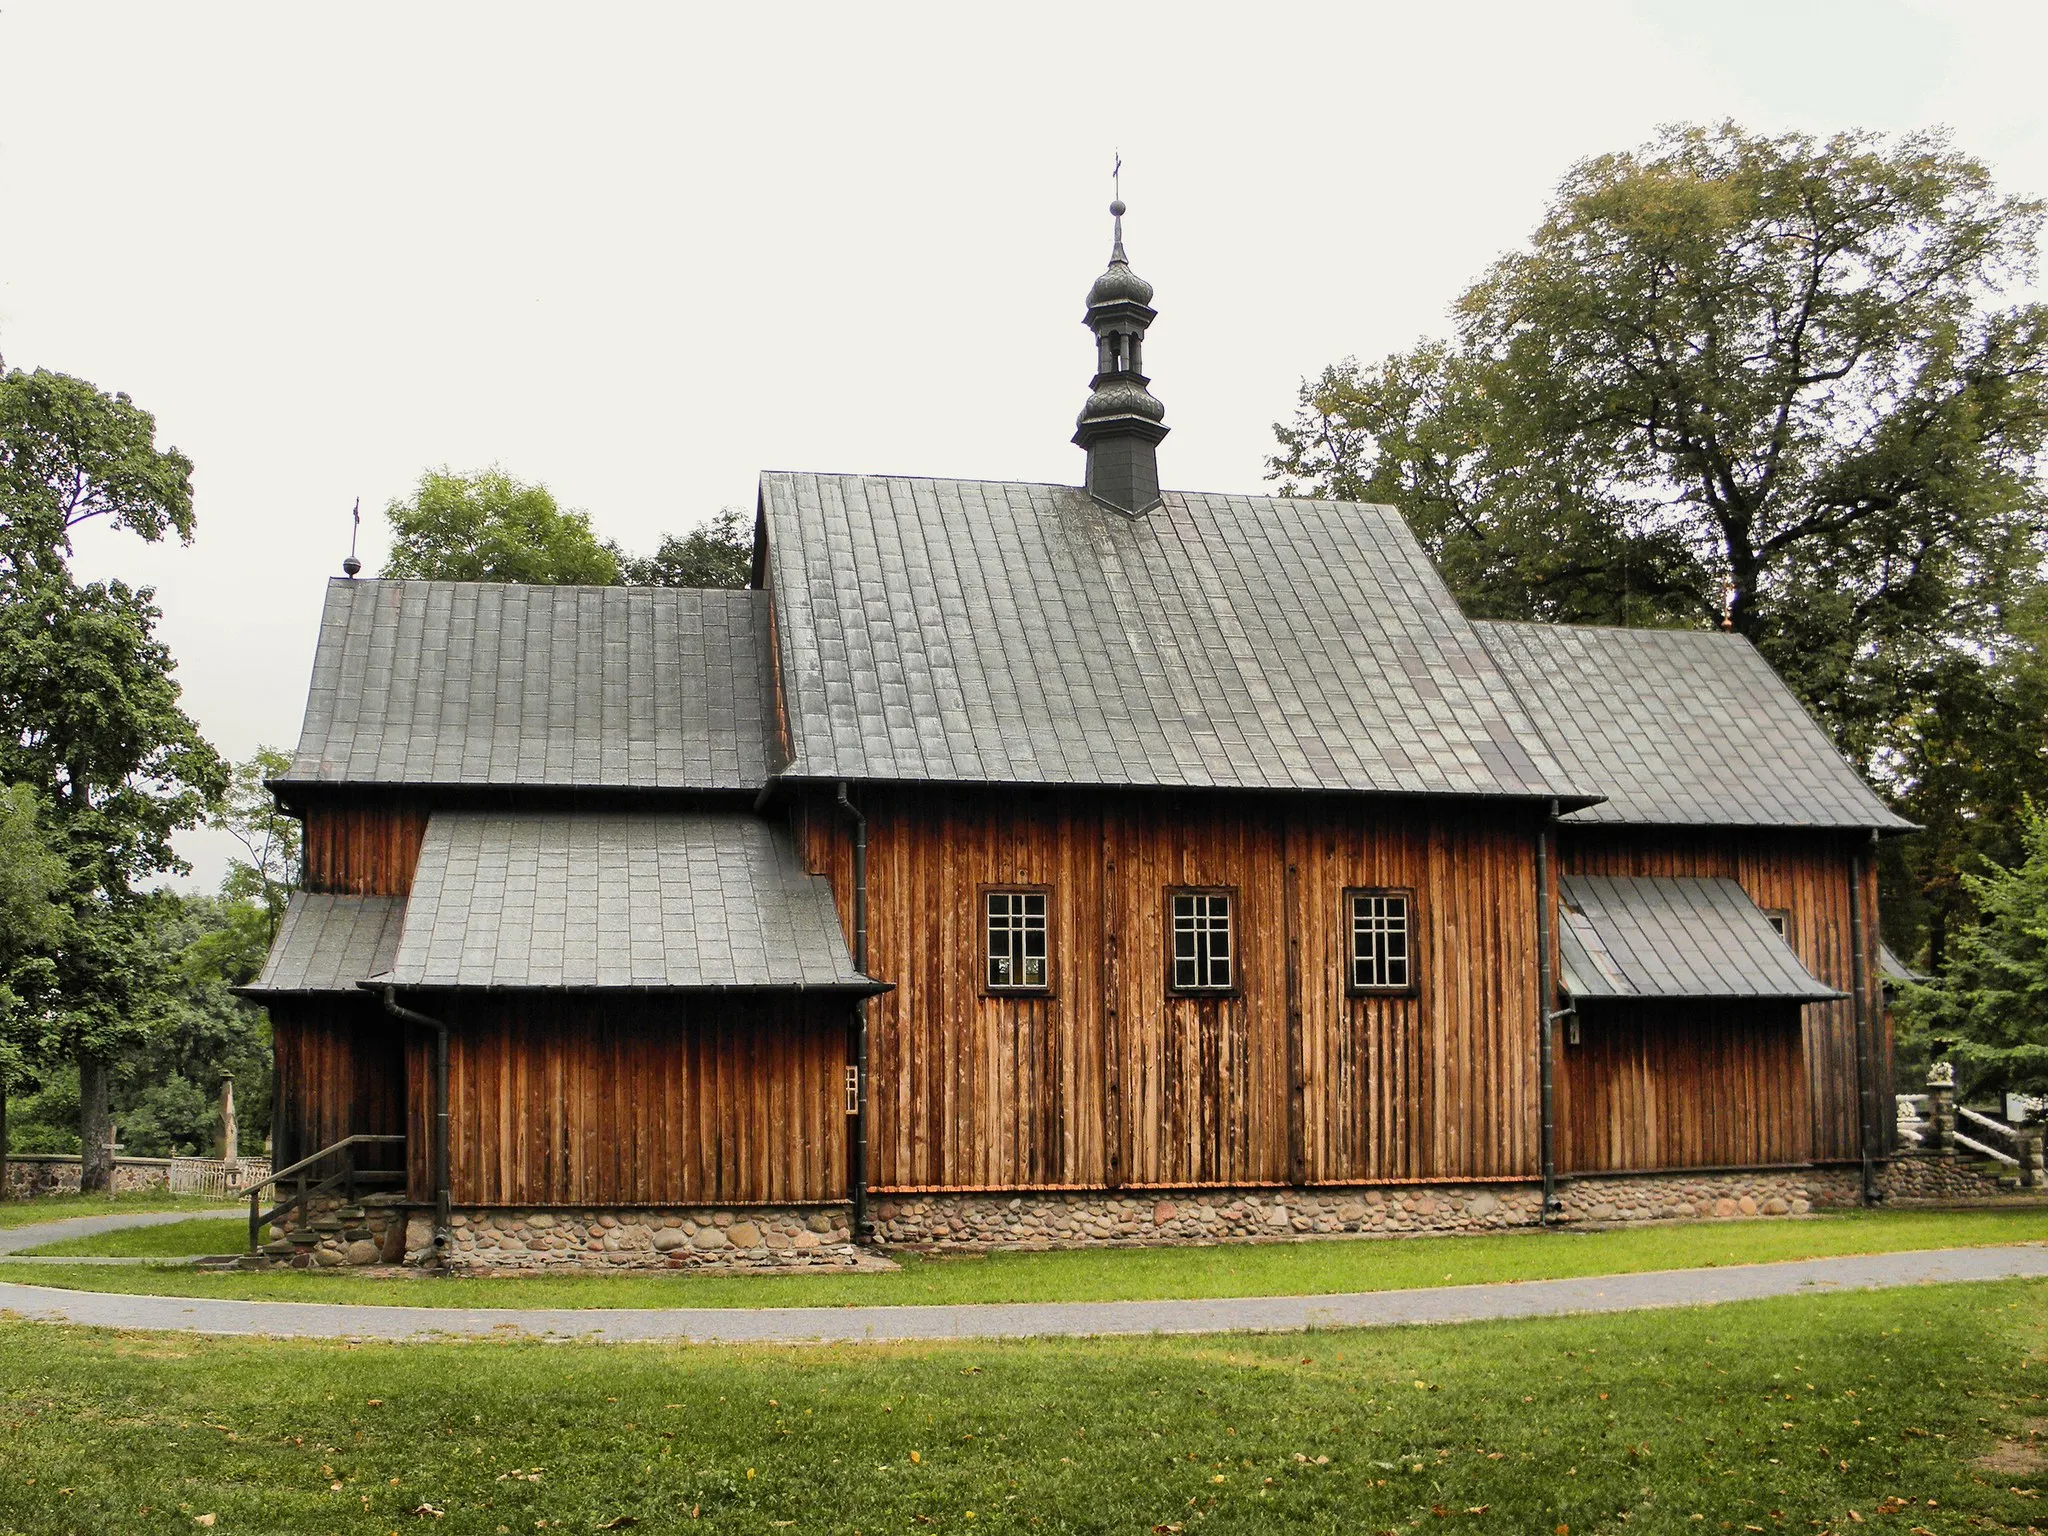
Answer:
[0,1279,2044,1533]
[0,1191,231,1231]
[1,1206,2041,1309]
[13,1215,256,1258]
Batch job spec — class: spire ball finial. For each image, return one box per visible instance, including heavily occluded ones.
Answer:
[1110,198,1126,217]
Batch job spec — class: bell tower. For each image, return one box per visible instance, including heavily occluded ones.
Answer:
[1073,196,1168,514]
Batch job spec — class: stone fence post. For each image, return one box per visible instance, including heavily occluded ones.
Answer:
[2019,1127,2045,1189]
[1924,1062,1957,1155]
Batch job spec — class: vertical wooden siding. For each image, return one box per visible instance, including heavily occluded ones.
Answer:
[1558,829,1875,1163]
[405,995,848,1206]
[800,787,1544,1193]
[269,1001,408,1170]
[1555,1001,1813,1171]
[300,797,432,896]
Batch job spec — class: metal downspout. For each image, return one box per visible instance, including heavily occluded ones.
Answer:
[1536,799,1559,1224]
[378,987,452,1262]
[833,784,872,1242]
[1849,833,1878,1206]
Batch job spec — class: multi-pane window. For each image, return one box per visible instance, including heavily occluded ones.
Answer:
[1170,891,1234,992]
[1348,890,1412,992]
[985,890,1049,991]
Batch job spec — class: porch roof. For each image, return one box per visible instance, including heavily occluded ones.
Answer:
[1558,874,1843,1002]
[370,810,874,993]
[246,893,406,995]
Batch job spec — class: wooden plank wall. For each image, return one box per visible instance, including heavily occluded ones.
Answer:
[269,1001,408,1170]
[1555,1001,1813,1172]
[798,787,1543,1193]
[1557,829,1878,1163]
[300,797,432,896]
[404,995,848,1206]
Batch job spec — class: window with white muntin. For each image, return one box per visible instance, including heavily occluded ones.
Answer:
[1169,890,1235,993]
[1348,889,1413,993]
[985,889,1049,992]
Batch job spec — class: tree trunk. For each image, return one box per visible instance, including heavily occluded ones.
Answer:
[78,1051,113,1194]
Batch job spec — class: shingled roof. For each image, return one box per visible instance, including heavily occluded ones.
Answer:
[1558,874,1843,1001]
[376,811,873,991]
[761,473,1595,800]
[245,894,404,995]
[279,580,776,792]
[1475,621,1909,830]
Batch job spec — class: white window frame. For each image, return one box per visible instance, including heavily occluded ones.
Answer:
[984,888,1051,993]
[1347,889,1414,994]
[1169,889,1235,994]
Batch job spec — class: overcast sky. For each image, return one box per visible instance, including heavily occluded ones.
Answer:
[2,1,2043,888]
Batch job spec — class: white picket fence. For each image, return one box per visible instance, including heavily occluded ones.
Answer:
[168,1156,271,1197]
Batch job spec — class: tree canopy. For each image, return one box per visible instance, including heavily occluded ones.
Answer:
[619,508,753,589]
[381,467,623,585]
[1272,123,2048,967]
[0,365,224,1188]
[1901,799,2048,1097]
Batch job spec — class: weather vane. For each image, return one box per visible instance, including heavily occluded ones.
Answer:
[343,497,362,578]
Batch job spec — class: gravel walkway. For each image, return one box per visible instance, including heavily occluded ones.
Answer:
[1,1243,2043,1343]
[0,1210,219,1256]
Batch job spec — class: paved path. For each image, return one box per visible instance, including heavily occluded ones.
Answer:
[1,1243,2044,1344]
[0,1209,218,1256]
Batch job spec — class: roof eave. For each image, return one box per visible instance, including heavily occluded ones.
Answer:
[358,978,893,999]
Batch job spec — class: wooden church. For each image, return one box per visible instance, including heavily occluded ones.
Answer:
[248,202,1910,1266]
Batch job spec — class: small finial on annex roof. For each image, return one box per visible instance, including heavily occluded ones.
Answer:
[342,496,362,579]
[1720,581,1737,631]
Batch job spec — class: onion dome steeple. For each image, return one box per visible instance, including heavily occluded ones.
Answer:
[1074,195,1167,514]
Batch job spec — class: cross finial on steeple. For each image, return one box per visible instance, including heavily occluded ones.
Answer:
[1110,152,1127,262]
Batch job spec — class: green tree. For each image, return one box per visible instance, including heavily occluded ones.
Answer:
[619,508,754,589]
[0,367,225,1190]
[215,745,298,938]
[0,366,195,570]
[381,467,623,584]
[1273,123,2048,956]
[0,783,64,1183]
[1901,800,2048,1096]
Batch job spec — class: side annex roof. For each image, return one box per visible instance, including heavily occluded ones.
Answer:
[761,472,1596,801]
[373,811,874,992]
[1475,620,1910,830]
[244,893,405,995]
[278,579,777,792]
[1558,875,1843,1001]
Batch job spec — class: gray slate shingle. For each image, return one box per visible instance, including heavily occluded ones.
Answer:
[762,473,1593,799]
[1558,874,1842,1001]
[247,893,405,993]
[380,812,867,991]
[1476,621,1908,829]
[280,581,775,790]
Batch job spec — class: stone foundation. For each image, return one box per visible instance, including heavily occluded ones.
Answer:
[871,1160,2033,1252]
[257,1154,2036,1270]
[267,1194,410,1267]
[426,1206,861,1271]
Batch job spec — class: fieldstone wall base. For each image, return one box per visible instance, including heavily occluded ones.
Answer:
[431,1207,861,1272]
[872,1160,2038,1252]
[268,1195,410,1268]
[254,1155,2037,1270]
